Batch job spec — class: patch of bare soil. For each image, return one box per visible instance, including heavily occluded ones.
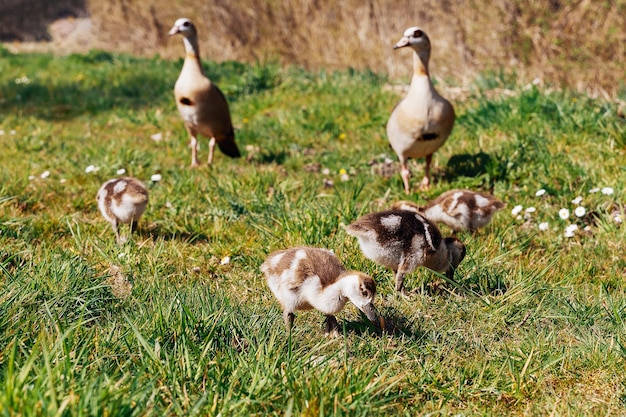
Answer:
[4,17,96,54]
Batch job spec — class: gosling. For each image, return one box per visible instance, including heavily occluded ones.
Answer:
[344,210,465,294]
[392,189,505,233]
[261,246,378,334]
[96,177,149,244]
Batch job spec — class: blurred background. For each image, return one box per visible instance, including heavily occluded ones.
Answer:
[1,0,624,96]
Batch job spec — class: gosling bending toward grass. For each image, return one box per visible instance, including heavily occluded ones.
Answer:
[261,247,378,334]
[96,177,149,244]
[392,189,505,233]
[344,210,465,294]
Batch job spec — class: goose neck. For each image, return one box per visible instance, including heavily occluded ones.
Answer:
[412,50,430,77]
[182,36,204,72]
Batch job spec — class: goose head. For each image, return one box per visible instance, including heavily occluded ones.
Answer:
[169,18,197,38]
[394,26,431,67]
[339,272,378,323]
[394,27,430,51]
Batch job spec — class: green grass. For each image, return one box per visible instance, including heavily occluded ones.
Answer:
[1,45,626,415]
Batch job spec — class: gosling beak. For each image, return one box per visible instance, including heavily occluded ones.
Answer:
[360,302,378,324]
[446,266,459,280]
[168,25,180,36]
[393,37,410,49]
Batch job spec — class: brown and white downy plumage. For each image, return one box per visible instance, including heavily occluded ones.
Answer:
[387,27,455,193]
[261,247,378,334]
[392,190,505,233]
[96,177,149,244]
[344,210,465,294]
[169,18,240,167]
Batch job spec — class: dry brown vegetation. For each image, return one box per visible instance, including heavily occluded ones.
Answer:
[4,0,626,95]
[89,0,626,95]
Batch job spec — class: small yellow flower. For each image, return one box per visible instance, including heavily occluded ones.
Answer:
[339,168,347,175]
[243,118,249,124]
[572,98,577,103]
[338,133,346,140]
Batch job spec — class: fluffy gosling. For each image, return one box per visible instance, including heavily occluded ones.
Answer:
[96,177,149,244]
[344,210,465,294]
[261,247,378,334]
[392,189,505,233]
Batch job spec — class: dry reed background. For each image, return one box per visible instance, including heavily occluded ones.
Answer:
[90,0,626,96]
[2,0,625,96]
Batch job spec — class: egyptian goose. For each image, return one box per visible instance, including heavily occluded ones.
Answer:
[387,27,455,193]
[261,247,378,334]
[392,189,505,233]
[96,177,149,244]
[344,210,465,294]
[169,18,240,167]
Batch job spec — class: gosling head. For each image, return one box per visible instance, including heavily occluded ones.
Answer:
[443,237,466,279]
[339,272,378,324]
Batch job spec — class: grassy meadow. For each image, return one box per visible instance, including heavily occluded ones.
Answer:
[1,45,626,415]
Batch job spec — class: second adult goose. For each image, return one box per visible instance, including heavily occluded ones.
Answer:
[169,18,240,167]
[387,27,455,193]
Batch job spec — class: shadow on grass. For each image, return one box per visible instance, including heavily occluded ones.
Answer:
[0,74,172,120]
[140,225,211,244]
[340,312,427,340]
[444,151,493,179]
[414,270,509,299]
[251,150,288,165]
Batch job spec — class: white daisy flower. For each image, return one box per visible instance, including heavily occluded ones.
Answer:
[525,207,536,213]
[571,196,583,205]
[85,165,98,173]
[564,224,578,237]
[321,168,330,175]
[535,189,546,197]
[614,215,623,224]
[40,170,50,179]
[220,256,231,265]
[559,208,570,220]
[574,206,586,217]
[116,168,126,175]
[340,173,349,182]
[538,222,549,231]
[511,205,523,216]
[601,187,614,195]
[150,174,162,182]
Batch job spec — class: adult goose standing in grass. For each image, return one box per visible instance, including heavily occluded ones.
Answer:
[96,177,149,244]
[387,27,455,193]
[261,247,379,335]
[392,189,505,233]
[344,210,465,295]
[169,18,240,167]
